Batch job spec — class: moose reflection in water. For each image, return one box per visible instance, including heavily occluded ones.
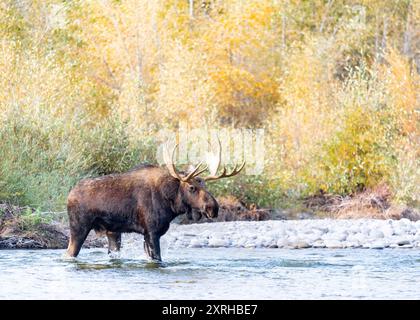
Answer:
[66,140,245,261]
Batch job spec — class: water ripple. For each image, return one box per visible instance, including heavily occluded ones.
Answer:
[0,248,419,299]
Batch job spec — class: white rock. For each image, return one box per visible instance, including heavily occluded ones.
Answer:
[233,238,246,247]
[348,233,366,243]
[344,241,361,248]
[324,240,343,248]
[312,240,325,248]
[396,238,411,246]
[399,218,411,225]
[348,226,361,234]
[368,241,386,249]
[286,230,297,237]
[253,239,263,248]
[322,233,338,241]
[400,244,414,248]
[189,239,205,248]
[306,233,322,242]
[276,238,289,248]
[208,238,229,247]
[369,229,384,239]
[394,219,413,233]
[361,226,371,235]
[244,241,257,248]
[334,233,348,241]
[290,240,310,249]
[258,236,274,247]
[314,227,329,234]
[381,226,394,237]
[266,231,283,239]
[406,225,417,235]
[393,228,406,236]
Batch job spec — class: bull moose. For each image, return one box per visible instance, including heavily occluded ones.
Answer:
[66,141,244,261]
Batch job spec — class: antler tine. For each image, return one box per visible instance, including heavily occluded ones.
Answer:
[163,137,244,183]
[202,135,245,182]
[183,162,208,181]
[212,136,222,176]
[235,161,246,174]
[204,161,246,181]
[163,142,183,181]
[163,142,209,182]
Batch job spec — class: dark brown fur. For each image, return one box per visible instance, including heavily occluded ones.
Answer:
[66,165,218,261]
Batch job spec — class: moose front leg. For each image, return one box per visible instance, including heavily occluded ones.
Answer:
[106,231,122,254]
[144,233,161,261]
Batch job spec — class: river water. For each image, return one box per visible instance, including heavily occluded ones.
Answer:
[0,247,418,299]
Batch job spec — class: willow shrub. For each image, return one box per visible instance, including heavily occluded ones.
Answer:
[306,105,396,194]
[0,113,156,211]
[0,115,81,210]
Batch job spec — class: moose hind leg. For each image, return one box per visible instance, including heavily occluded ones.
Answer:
[144,233,161,261]
[106,231,122,254]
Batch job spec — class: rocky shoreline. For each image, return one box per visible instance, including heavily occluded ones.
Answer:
[0,226,105,249]
[2,203,420,250]
[162,219,420,249]
[0,204,105,249]
[2,219,420,250]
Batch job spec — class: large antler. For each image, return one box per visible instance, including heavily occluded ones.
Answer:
[203,137,245,182]
[162,142,207,182]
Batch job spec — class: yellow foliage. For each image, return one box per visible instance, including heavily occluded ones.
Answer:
[381,49,419,136]
[0,0,419,208]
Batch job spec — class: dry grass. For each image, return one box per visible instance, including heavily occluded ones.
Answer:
[304,184,420,220]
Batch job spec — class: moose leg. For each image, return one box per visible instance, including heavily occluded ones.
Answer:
[144,233,161,261]
[66,224,91,257]
[143,240,152,258]
[106,231,122,254]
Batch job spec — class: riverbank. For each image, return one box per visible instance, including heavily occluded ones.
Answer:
[161,219,420,249]
[0,203,105,249]
[2,218,419,250]
[2,203,420,250]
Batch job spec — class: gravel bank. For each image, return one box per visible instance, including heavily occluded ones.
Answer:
[161,219,420,249]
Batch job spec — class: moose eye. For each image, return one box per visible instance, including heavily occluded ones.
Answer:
[196,177,205,187]
[188,185,196,193]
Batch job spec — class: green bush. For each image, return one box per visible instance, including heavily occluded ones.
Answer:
[0,113,157,212]
[0,116,80,210]
[304,105,397,195]
[207,174,284,208]
[78,118,139,175]
[18,208,53,231]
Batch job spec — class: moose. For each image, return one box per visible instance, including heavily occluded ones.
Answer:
[66,141,244,261]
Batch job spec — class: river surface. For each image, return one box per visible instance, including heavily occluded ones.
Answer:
[0,248,419,299]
